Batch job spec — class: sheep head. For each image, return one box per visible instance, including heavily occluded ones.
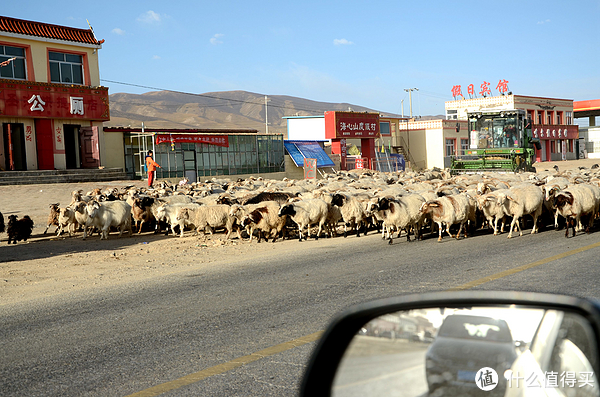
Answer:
[278,204,296,217]
[176,208,190,221]
[331,193,346,207]
[86,201,101,218]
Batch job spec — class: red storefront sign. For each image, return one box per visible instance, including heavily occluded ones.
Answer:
[324,111,380,139]
[532,125,578,140]
[155,134,229,147]
[0,81,109,120]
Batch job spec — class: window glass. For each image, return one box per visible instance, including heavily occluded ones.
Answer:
[445,139,455,156]
[460,138,469,155]
[380,121,391,136]
[49,52,64,61]
[0,45,27,80]
[66,54,82,63]
[72,64,83,84]
[49,51,84,85]
[50,63,60,82]
[5,46,24,57]
[12,59,25,79]
[60,63,73,83]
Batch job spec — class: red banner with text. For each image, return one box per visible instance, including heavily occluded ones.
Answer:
[155,134,229,147]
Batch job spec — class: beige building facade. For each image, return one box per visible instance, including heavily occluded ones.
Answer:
[0,16,110,171]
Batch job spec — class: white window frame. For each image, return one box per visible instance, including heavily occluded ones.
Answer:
[49,51,84,85]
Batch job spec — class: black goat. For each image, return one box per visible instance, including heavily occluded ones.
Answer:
[7,215,34,244]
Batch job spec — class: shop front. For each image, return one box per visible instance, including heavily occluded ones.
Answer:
[325,111,380,170]
[113,127,285,181]
[0,80,109,171]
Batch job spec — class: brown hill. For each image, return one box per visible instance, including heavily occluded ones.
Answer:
[106,90,443,135]
[107,90,394,134]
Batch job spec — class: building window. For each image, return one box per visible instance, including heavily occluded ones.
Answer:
[550,141,556,153]
[49,51,83,84]
[537,111,544,125]
[547,112,553,125]
[380,121,391,136]
[0,45,26,80]
[445,138,456,156]
[556,112,562,125]
[460,138,469,155]
[566,111,573,125]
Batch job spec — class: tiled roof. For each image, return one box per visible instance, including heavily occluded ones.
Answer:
[0,16,103,45]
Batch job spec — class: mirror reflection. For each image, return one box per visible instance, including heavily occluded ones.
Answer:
[332,306,598,397]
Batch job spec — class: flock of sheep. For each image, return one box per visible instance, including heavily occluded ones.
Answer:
[4,164,600,245]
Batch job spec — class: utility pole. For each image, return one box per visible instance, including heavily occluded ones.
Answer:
[265,96,269,134]
[401,99,404,118]
[404,88,418,118]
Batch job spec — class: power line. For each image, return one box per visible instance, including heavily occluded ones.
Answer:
[101,79,328,115]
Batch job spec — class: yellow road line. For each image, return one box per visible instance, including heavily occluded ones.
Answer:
[125,331,323,397]
[127,240,600,396]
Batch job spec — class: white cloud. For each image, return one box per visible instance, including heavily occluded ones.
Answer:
[112,28,125,35]
[137,10,161,24]
[210,33,224,45]
[152,55,161,60]
[333,38,353,46]
[537,19,551,25]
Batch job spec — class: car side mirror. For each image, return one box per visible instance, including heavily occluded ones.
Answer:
[300,291,600,397]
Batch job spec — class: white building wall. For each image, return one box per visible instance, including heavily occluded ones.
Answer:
[582,126,600,158]
[426,129,445,169]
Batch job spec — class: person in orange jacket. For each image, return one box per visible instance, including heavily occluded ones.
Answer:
[145,150,162,188]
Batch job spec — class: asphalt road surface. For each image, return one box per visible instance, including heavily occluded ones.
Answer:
[2,223,600,396]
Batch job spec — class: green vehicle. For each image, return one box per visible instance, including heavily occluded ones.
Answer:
[451,109,539,174]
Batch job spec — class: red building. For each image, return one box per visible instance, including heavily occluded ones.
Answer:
[0,16,109,171]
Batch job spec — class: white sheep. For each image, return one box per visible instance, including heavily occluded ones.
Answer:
[497,184,544,238]
[70,190,94,206]
[57,207,78,237]
[154,202,200,236]
[176,204,239,239]
[374,194,425,244]
[84,200,132,240]
[553,184,600,237]
[277,198,329,241]
[476,189,510,235]
[71,201,90,236]
[419,193,471,241]
[331,192,367,237]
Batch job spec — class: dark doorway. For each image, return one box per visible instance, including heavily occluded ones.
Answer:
[64,124,81,169]
[183,150,197,183]
[3,123,27,171]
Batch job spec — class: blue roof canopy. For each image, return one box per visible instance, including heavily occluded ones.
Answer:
[284,141,335,168]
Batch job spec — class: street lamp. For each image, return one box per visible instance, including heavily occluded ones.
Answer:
[404,88,418,118]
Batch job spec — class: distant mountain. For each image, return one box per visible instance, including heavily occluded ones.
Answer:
[106,90,441,135]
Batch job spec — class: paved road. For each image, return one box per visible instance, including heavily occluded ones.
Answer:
[2,221,600,396]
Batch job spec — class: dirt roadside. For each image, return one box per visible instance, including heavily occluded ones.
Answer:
[0,158,597,307]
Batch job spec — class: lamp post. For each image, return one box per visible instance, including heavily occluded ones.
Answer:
[404,88,418,118]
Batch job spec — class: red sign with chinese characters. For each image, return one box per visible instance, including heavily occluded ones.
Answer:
[450,79,509,98]
[532,125,578,140]
[324,111,380,139]
[0,80,110,120]
[155,134,229,147]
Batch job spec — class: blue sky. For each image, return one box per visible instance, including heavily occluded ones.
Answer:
[6,1,600,117]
